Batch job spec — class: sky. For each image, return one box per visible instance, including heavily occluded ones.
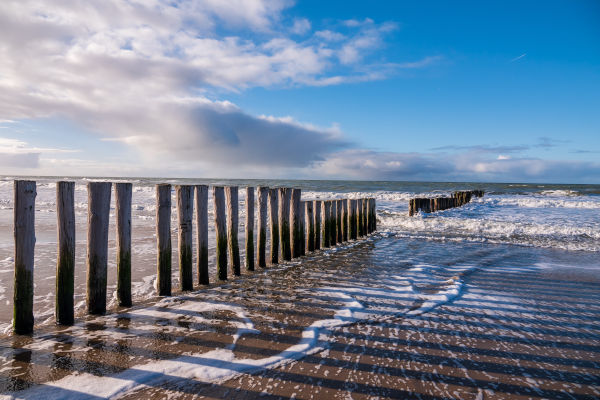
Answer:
[0,0,599,183]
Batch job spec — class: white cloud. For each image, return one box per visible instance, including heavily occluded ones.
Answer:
[0,152,40,169]
[0,136,79,170]
[0,1,439,176]
[310,149,600,183]
[0,137,77,154]
[315,30,346,42]
[338,21,397,64]
[290,17,311,35]
[510,53,527,63]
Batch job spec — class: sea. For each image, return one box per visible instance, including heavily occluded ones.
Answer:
[0,176,598,398]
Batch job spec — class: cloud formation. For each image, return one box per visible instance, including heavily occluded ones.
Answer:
[313,149,600,183]
[1,0,435,175]
[2,1,591,183]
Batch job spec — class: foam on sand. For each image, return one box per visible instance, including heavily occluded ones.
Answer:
[1,263,471,400]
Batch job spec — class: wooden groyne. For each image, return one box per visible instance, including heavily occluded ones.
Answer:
[408,190,484,216]
[9,180,377,334]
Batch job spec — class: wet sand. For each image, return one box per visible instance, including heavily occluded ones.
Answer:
[1,237,599,399]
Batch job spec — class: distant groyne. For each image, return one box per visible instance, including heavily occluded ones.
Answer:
[408,190,484,216]
[11,180,377,334]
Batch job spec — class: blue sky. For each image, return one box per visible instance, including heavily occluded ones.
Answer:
[0,0,598,182]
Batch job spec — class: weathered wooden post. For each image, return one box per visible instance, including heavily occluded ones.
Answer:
[356,199,364,237]
[256,187,269,268]
[213,186,227,280]
[365,198,370,232]
[371,198,377,232]
[245,187,255,271]
[330,200,337,245]
[299,200,306,256]
[176,185,193,291]
[269,188,279,264]
[226,186,240,276]
[362,198,368,235]
[349,199,357,240]
[313,200,321,250]
[336,199,343,243]
[305,201,314,252]
[322,200,331,248]
[342,199,349,242]
[369,198,375,233]
[330,200,337,246]
[115,182,132,307]
[156,184,172,296]
[14,180,36,334]
[87,182,111,314]
[195,185,209,285]
[290,188,302,258]
[366,198,371,232]
[279,188,292,261]
[55,181,75,324]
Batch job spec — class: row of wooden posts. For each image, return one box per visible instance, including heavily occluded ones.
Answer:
[12,180,377,334]
[408,190,485,216]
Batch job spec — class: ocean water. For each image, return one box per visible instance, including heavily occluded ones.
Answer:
[0,176,599,398]
[0,176,598,335]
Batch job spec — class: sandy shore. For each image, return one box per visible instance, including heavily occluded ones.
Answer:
[0,238,599,399]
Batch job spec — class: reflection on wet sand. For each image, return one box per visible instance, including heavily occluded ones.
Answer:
[0,236,599,399]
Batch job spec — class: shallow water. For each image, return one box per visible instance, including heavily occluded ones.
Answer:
[0,236,598,398]
[0,176,598,398]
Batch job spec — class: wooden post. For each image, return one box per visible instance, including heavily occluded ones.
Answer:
[342,199,349,242]
[367,197,373,234]
[305,201,314,252]
[366,197,371,232]
[290,188,302,258]
[115,182,132,307]
[279,188,291,261]
[349,199,357,240]
[87,182,111,314]
[336,200,343,243]
[269,188,279,264]
[322,200,330,248]
[213,186,227,280]
[368,198,376,233]
[371,198,377,232]
[256,187,269,268]
[195,185,209,285]
[362,198,368,235]
[176,185,193,291]
[14,180,36,334]
[226,186,240,276]
[330,200,337,246]
[299,201,306,256]
[245,187,255,271]
[356,198,362,236]
[313,200,321,250]
[356,199,363,237]
[156,184,171,296]
[56,181,75,324]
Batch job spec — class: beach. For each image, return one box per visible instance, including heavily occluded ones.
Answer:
[0,177,599,398]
